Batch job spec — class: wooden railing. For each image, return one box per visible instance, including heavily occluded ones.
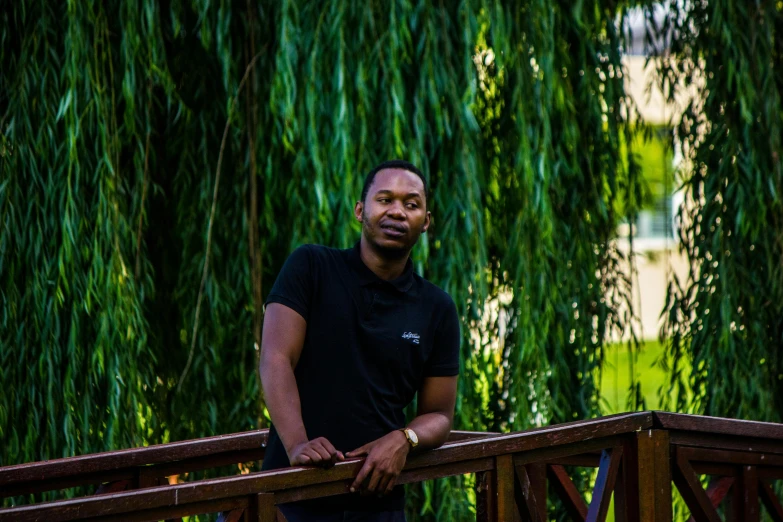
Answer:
[1,411,782,521]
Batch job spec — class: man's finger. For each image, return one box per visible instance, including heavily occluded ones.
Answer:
[292,454,312,465]
[384,475,397,495]
[318,438,341,458]
[350,460,373,493]
[346,445,368,458]
[374,474,392,496]
[310,442,332,463]
[315,440,341,465]
[364,467,383,494]
[302,447,325,463]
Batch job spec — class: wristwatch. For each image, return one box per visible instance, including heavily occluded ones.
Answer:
[400,427,419,448]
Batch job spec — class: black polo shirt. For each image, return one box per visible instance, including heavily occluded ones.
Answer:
[261,242,460,511]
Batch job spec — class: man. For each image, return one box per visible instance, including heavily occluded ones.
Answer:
[260,160,460,521]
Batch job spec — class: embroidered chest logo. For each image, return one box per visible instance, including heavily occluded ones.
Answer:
[402,332,420,345]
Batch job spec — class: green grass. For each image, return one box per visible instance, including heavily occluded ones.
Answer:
[599,340,670,414]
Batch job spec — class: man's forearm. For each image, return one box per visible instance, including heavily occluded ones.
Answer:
[405,412,453,452]
[260,356,308,456]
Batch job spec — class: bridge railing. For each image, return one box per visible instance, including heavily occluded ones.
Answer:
[1,411,782,522]
[0,429,490,500]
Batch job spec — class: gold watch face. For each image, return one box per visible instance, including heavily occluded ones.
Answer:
[407,429,419,445]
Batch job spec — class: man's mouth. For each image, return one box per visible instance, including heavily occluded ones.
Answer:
[380,223,407,237]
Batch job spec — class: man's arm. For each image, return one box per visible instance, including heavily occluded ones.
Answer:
[346,375,457,495]
[408,375,458,449]
[259,303,344,467]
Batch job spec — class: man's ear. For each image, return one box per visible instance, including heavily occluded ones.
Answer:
[354,201,364,222]
[422,211,431,233]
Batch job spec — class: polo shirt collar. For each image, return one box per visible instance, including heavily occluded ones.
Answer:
[349,242,414,293]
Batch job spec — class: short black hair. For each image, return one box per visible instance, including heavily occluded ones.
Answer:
[360,160,428,204]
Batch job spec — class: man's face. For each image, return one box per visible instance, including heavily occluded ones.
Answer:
[354,168,431,257]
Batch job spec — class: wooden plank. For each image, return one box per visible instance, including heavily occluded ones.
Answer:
[686,477,733,522]
[760,480,783,522]
[0,430,269,487]
[613,448,630,522]
[653,412,783,440]
[759,469,783,480]
[690,463,739,476]
[728,473,742,522]
[585,447,622,522]
[397,458,494,486]
[448,430,502,441]
[741,465,760,522]
[635,431,656,522]
[547,464,587,521]
[672,449,721,522]
[0,431,486,491]
[4,434,468,499]
[668,432,783,455]
[512,435,627,468]
[410,413,650,470]
[513,464,542,522]
[549,454,602,467]
[244,493,276,522]
[652,430,673,522]
[497,455,520,522]
[87,497,247,522]
[1,470,136,498]
[526,463,546,522]
[475,470,496,522]
[275,457,494,504]
[677,446,783,467]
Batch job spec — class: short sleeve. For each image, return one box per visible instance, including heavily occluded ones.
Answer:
[265,245,314,321]
[424,297,460,377]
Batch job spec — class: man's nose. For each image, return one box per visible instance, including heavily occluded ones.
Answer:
[386,202,406,219]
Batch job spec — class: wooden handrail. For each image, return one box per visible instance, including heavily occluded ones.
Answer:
[0,412,652,521]
[3,411,783,522]
[0,429,495,498]
[652,411,783,439]
[0,430,266,489]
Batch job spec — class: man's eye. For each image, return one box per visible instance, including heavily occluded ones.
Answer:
[406,203,419,209]
[378,198,391,203]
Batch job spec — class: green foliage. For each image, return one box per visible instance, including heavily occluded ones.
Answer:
[654,0,783,422]
[2,0,643,518]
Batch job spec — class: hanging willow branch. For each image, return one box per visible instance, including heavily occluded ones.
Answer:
[177,48,266,394]
[653,0,783,422]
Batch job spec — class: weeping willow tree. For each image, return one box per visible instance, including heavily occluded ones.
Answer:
[2,0,644,518]
[655,1,783,423]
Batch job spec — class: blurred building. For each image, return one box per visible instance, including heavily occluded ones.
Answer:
[617,7,696,342]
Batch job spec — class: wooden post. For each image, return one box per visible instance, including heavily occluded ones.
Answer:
[614,444,631,522]
[740,466,760,522]
[635,430,672,522]
[525,463,547,522]
[244,493,277,522]
[496,454,521,522]
[476,470,497,522]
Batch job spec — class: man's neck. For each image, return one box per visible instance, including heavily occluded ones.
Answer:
[359,237,410,281]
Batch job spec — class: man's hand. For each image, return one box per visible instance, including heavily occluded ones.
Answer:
[346,430,410,496]
[288,437,345,468]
